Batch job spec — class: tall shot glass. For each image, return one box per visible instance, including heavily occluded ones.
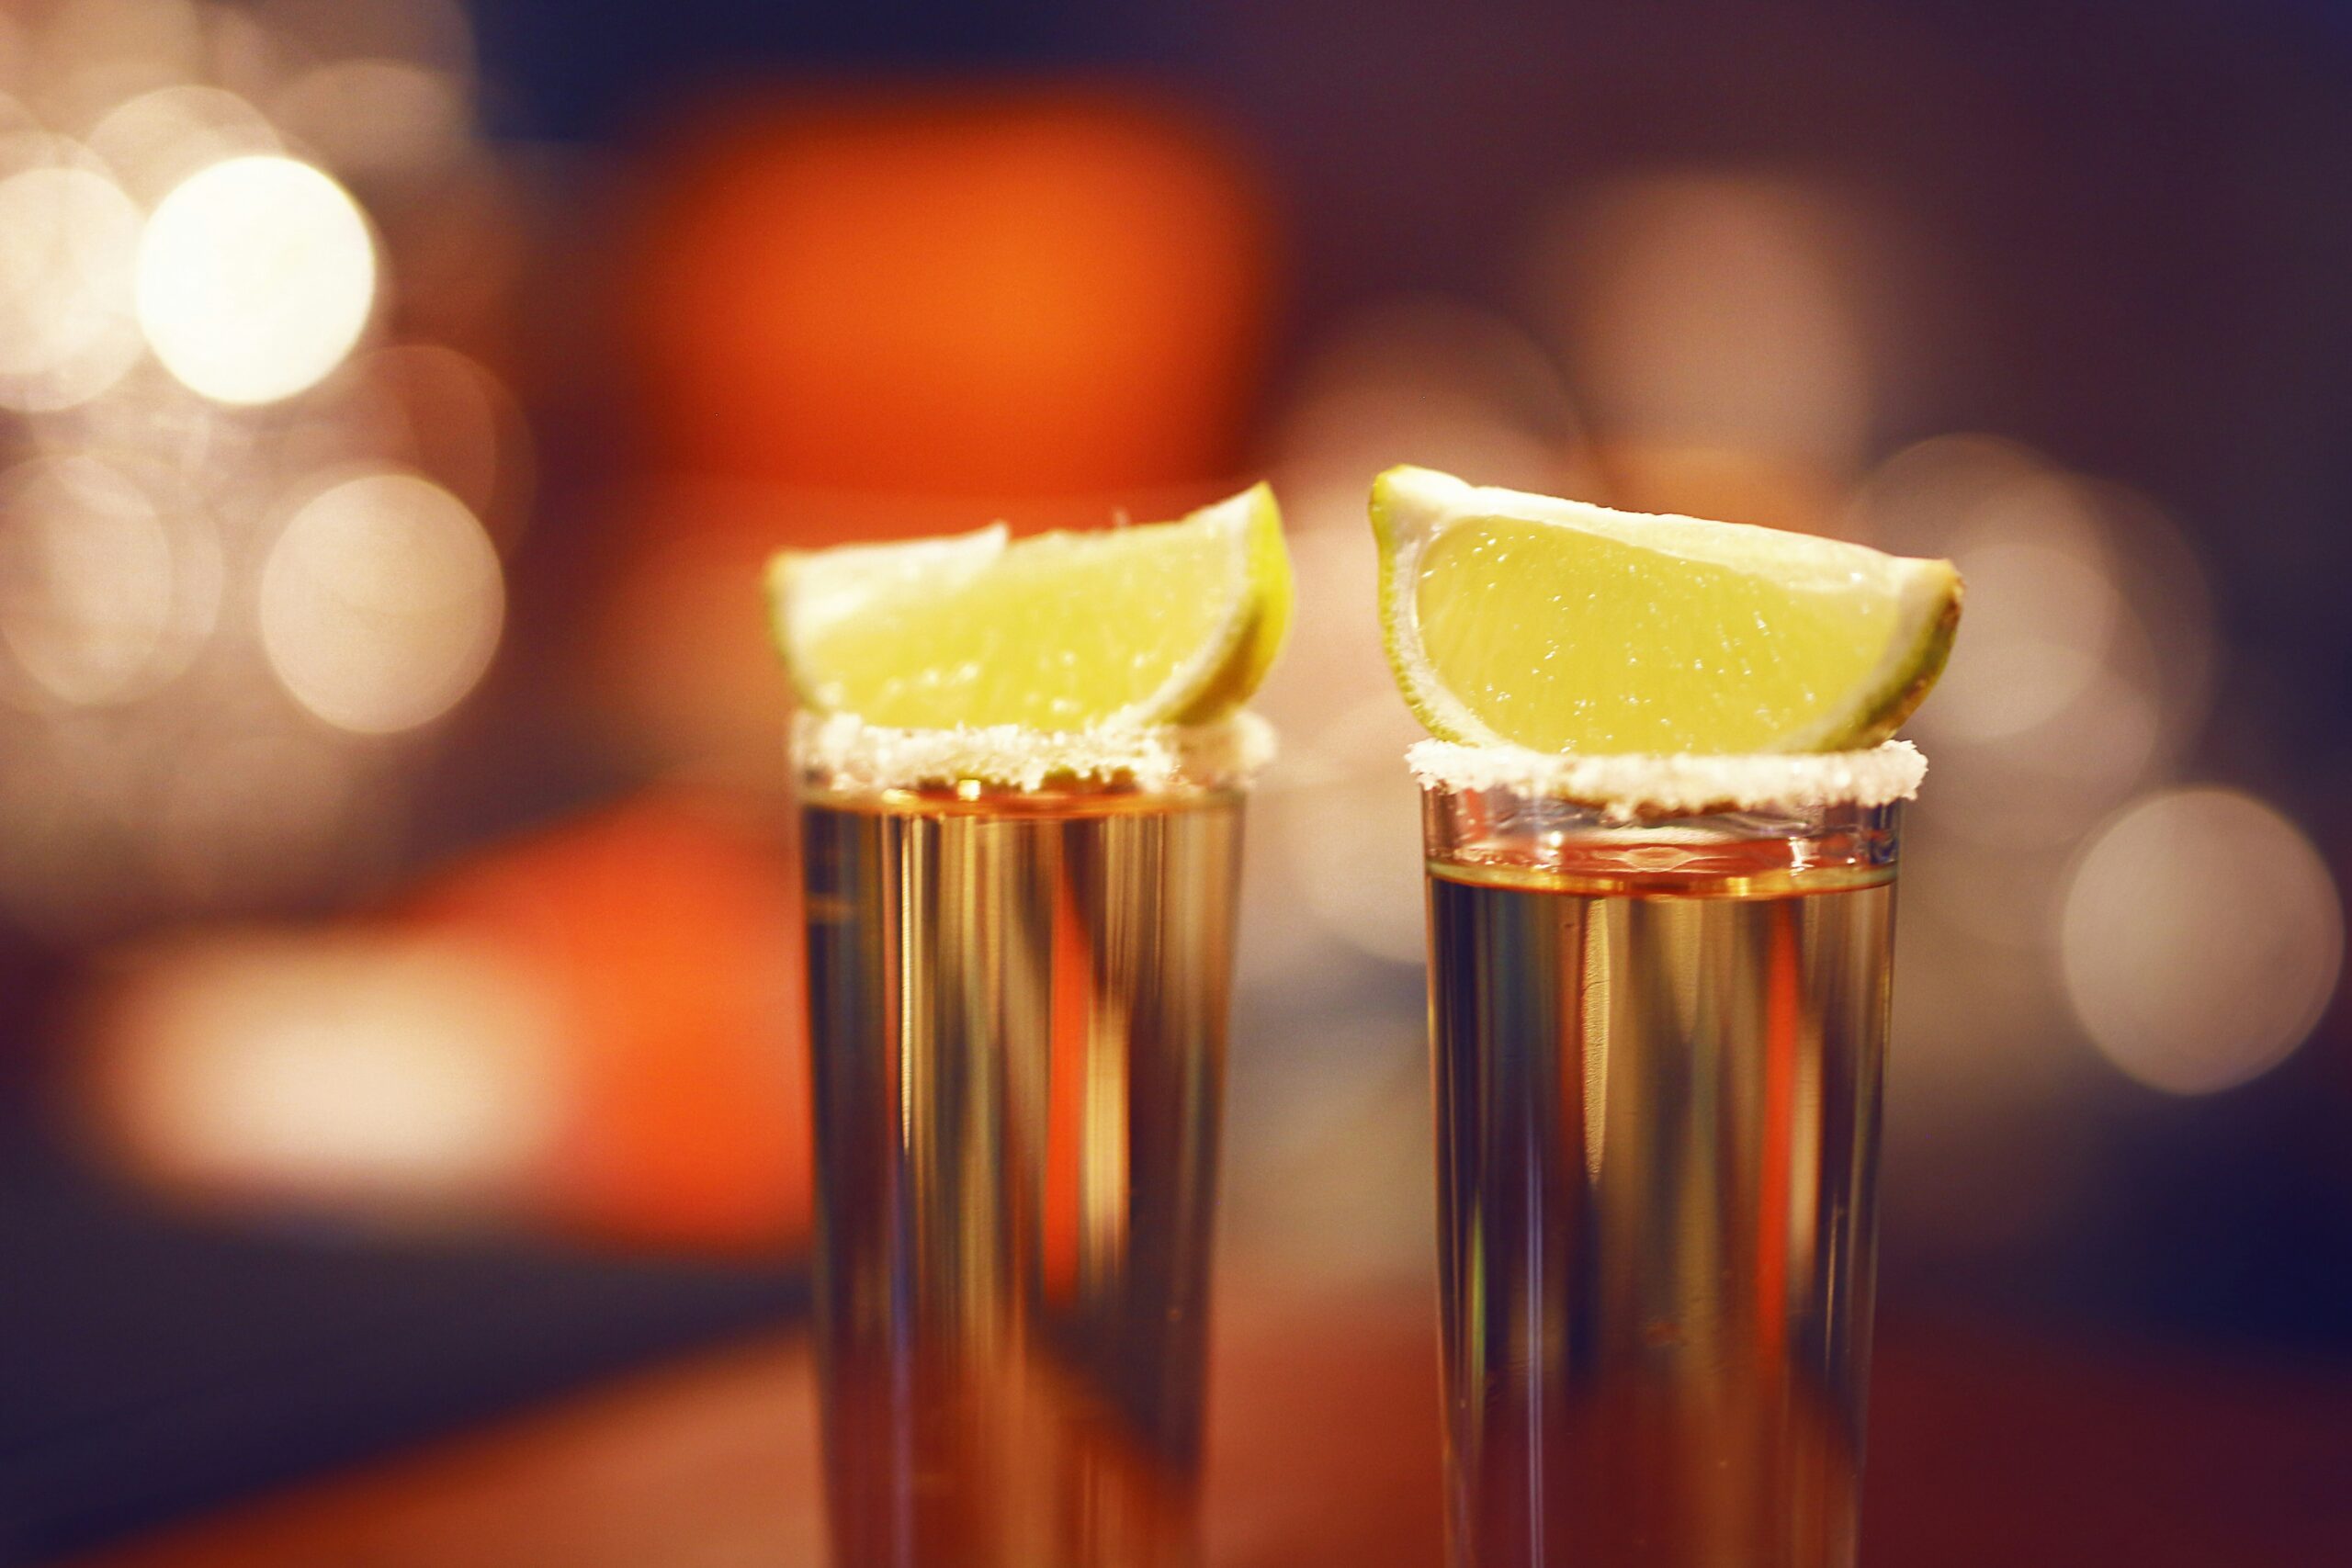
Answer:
[1416,743,1925,1568]
[796,716,1265,1568]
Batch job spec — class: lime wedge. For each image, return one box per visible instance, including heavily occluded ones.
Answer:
[769,483,1290,731]
[1372,466,1961,753]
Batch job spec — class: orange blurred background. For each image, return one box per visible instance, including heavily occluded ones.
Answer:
[2,0,2350,1562]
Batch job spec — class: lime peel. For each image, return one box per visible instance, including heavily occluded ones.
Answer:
[1372,466,1962,755]
[769,482,1291,733]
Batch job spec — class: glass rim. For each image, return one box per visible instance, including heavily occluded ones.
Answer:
[1408,738,1926,821]
[794,709,1274,797]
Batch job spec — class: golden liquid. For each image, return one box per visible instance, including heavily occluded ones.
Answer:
[801,787,1241,1568]
[1427,840,1893,1568]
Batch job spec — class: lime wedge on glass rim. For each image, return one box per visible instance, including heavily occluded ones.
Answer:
[1372,466,1962,754]
[768,483,1290,731]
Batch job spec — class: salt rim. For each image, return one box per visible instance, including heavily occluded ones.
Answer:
[1408,739,1926,820]
[796,709,1275,794]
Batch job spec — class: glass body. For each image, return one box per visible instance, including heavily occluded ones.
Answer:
[800,776,1244,1568]
[1422,783,1899,1568]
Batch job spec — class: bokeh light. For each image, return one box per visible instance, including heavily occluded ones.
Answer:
[1527,171,1875,525]
[0,456,166,706]
[297,344,535,547]
[0,154,144,412]
[272,59,468,181]
[1271,294,1588,524]
[1927,473,2120,742]
[1851,429,2235,1274]
[136,153,376,405]
[93,927,565,1216]
[85,83,279,203]
[0,454,216,708]
[1279,697,1429,967]
[1857,437,2216,848]
[250,0,478,82]
[29,0,208,131]
[1843,432,2053,548]
[2060,787,2342,1095]
[0,0,531,947]
[258,470,503,734]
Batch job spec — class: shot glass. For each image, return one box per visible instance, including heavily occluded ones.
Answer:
[1417,743,1921,1568]
[798,716,1265,1568]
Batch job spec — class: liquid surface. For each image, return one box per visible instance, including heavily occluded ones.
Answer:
[1428,852,1892,1568]
[803,791,1241,1568]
